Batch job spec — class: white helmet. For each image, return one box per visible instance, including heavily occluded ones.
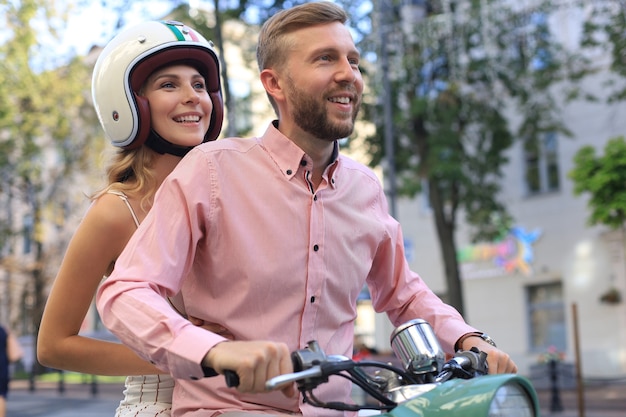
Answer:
[92,20,223,150]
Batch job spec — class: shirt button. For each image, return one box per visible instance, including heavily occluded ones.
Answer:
[300,160,307,166]
[310,296,316,303]
[286,169,293,175]
[313,244,319,251]
[314,195,318,201]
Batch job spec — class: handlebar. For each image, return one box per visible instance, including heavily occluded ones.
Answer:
[435,348,488,382]
[222,341,489,412]
[223,370,240,388]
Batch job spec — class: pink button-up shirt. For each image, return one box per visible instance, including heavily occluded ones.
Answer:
[97,122,476,417]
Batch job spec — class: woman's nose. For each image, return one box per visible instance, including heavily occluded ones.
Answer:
[183,85,201,104]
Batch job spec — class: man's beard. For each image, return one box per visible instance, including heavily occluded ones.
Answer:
[287,78,360,141]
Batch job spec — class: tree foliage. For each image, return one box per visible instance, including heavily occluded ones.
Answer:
[579,0,626,103]
[569,136,626,230]
[0,0,99,369]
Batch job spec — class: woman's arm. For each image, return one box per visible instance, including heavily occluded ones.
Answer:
[38,194,163,376]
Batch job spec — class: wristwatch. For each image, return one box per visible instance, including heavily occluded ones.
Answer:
[456,332,497,351]
[478,333,497,347]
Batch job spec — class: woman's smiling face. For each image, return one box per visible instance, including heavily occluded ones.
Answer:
[142,64,213,147]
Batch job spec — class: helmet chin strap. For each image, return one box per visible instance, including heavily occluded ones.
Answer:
[145,129,195,157]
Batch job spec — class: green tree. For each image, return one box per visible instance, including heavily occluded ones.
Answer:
[579,1,626,103]
[0,0,99,376]
[360,0,584,315]
[569,136,626,230]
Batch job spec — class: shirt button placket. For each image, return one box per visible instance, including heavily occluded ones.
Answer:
[313,245,319,301]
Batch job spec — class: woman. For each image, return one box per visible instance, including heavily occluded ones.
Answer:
[37,20,224,416]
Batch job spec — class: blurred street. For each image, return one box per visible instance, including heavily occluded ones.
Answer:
[5,378,626,416]
[6,379,124,417]
[535,378,626,417]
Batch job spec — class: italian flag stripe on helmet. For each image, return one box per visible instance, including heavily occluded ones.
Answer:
[162,21,200,42]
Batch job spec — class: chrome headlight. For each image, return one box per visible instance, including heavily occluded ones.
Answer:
[488,382,536,417]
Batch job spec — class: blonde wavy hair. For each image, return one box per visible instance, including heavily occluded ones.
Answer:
[91,145,157,212]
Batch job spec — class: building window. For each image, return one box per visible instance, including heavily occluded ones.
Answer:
[524,132,560,195]
[526,282,566,352]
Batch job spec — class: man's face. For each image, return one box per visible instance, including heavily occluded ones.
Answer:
[282,22,363,141]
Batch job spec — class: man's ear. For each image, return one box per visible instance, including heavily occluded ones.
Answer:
[260,69,284,102]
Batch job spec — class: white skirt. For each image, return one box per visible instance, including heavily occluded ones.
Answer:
[114,374,174,417]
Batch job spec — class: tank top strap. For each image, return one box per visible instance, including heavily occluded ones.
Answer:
[107,190,140,228]
[105,190,184,318]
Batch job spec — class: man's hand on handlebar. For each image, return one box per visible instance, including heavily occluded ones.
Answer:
[203,340,296,398]
[459,337,517,374]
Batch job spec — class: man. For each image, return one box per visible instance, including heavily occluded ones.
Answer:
[97,3,517,416]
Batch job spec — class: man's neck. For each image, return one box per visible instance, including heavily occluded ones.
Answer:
[275,120,335,173]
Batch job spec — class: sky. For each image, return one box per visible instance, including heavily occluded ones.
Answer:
[5,1,178,71]
[59,1,176,57]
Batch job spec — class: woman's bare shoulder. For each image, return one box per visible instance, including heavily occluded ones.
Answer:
[83,191,141,236]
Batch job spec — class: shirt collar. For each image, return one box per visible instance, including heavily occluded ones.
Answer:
[260,121,340,187]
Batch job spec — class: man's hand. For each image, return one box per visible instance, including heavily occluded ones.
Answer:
[460,337,518,374]
[203,340,296,397]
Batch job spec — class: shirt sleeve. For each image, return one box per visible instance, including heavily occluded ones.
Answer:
[366,189,477,354]
[96,149,226,379]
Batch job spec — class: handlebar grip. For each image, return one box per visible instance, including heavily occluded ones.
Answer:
[224,370,240,387]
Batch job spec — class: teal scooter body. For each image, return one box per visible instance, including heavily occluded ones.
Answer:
[383,374,540,417]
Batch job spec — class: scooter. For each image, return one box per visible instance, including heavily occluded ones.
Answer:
[227,318,540,417]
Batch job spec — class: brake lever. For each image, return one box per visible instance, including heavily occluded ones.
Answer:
[265,366,323,390]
